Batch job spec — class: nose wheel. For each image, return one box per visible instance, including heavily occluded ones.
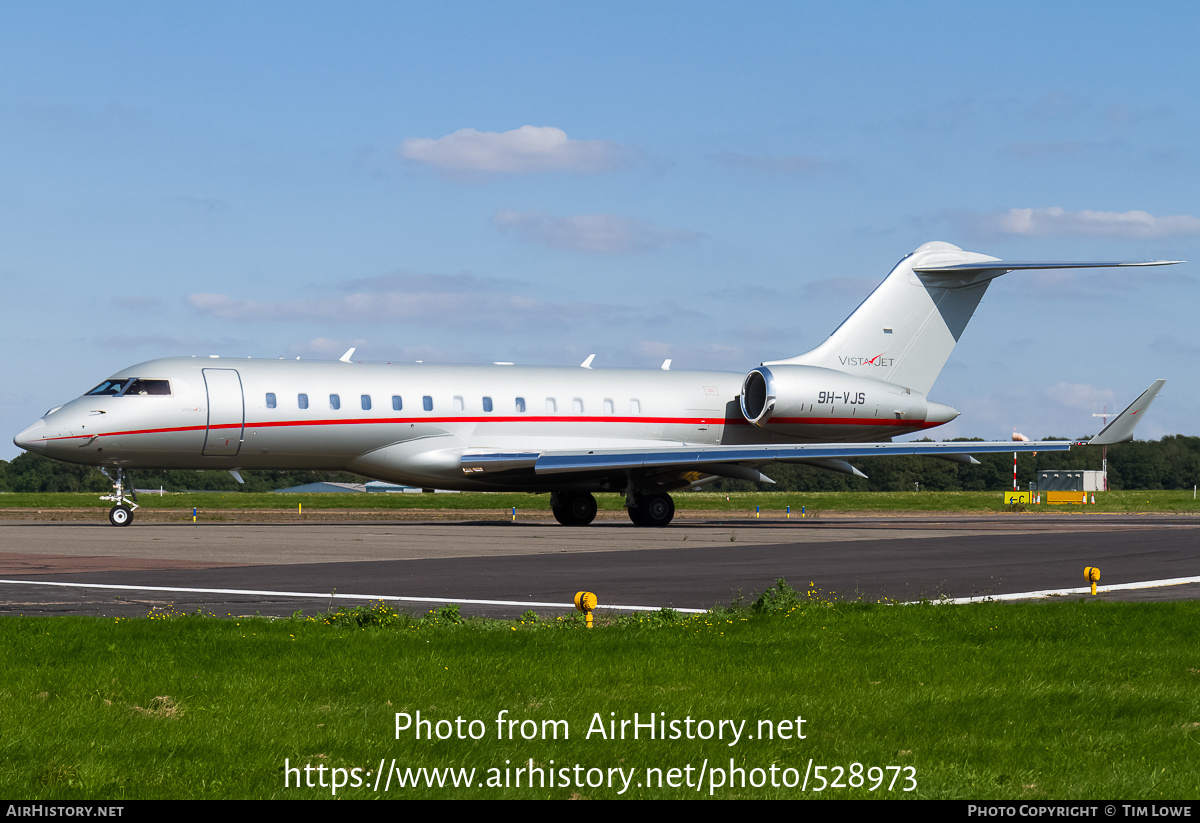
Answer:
[99,468,138,526]
[108,504,133,527]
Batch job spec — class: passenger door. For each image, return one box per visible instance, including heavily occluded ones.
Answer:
[202,368,245,456]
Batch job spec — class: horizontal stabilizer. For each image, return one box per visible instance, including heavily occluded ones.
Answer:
[915,259,1182,277]
[770,243,1182,397]
[1089,380,1165,446]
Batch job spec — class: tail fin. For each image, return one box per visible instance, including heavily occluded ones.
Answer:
[766,241,1182,395]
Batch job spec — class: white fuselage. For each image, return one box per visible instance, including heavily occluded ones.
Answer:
[15,356,945,491]
[17,242,1172,519]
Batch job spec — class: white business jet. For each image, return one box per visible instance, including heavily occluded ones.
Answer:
[14,242,1174,527]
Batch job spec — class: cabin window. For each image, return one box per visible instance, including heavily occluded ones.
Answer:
[545,398,557,413]
[482,397,493,412]
[630,399,640,414]
[423,395,433,412]
[361,395,371,411]
[515,397,526,412]
[329,394,341,410]
[266,393,277,409]
[453,396,464,412]
[603,398,614,414]
[298,394,309,410]
[392,395,402,411]
[573,398,583,414]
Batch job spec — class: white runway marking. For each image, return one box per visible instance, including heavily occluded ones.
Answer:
[930,575,1200,604]
[0,579,707,613]
[4,575,1194,612]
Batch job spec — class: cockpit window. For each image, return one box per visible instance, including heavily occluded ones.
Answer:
[84,378,171,397]
[124,379,171,396]
[86,379,130,396]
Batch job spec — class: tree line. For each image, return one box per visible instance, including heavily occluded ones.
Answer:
[708,435,1200,493]
[1,435,1197,494]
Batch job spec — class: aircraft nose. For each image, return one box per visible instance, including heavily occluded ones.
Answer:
[14,419,48,452]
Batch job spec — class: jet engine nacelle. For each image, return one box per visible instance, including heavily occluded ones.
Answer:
[739,364,958,436]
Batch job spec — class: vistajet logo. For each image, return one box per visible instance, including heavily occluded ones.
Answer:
[839,353,895,368]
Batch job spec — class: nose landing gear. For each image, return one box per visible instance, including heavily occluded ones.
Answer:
[108,504,133,526]
[99,468,138,526]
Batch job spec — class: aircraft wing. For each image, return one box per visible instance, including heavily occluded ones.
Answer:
[461,439,1071,477]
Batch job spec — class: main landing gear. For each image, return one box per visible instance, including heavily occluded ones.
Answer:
[548,490,677,527]
[100,468,138,527]
[551,491,598,526]
[627,492,675,527]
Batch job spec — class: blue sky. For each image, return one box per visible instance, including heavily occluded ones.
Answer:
[3,1,1198,460]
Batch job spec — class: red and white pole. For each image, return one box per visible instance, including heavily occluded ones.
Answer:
[1011,432,1030,494]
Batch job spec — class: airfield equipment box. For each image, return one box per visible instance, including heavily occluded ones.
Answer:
[1037,470,1104,492]
[1045,491,1089,505]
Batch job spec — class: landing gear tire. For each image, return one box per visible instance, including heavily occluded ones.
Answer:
[108,504,133,527]
[552,492,598,526]
[628,492,674,527]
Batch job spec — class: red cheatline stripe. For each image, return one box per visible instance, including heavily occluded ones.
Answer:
[36,414,939,442]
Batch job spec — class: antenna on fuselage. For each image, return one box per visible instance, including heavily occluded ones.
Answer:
[580,354,595,369]
[339,348,356,363]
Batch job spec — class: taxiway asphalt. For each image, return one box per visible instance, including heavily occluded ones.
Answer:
[0,514,1196,618]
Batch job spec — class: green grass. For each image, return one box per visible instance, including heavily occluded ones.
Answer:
[3,595,1198,799]
[1,489,1197,514]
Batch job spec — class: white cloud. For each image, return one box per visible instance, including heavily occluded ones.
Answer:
[1044,381,1115,413]
[492,210,700,254]
[91,333,235,350]
[289,337,370,360]
[399,126,623,174]
[343,271,513,294]
[991,207,1200,238]
[626,340,746,370]
[189,291,492,324]
[1149,334,1200,357]
[186,286,661,333]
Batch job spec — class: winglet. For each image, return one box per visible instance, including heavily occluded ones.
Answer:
[1089,380,1165,445]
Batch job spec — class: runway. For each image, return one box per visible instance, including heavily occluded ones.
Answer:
[1,513,1197,618]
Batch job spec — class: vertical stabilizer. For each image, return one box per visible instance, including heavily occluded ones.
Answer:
[765,242,1001,395]
[766,242,1182,396]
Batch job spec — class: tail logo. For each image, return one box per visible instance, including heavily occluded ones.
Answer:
[838,353,894,368]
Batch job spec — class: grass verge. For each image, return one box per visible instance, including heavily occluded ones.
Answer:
[3,588,1198,799]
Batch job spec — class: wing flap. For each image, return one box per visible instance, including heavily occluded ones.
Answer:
[461,440,1071,476]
